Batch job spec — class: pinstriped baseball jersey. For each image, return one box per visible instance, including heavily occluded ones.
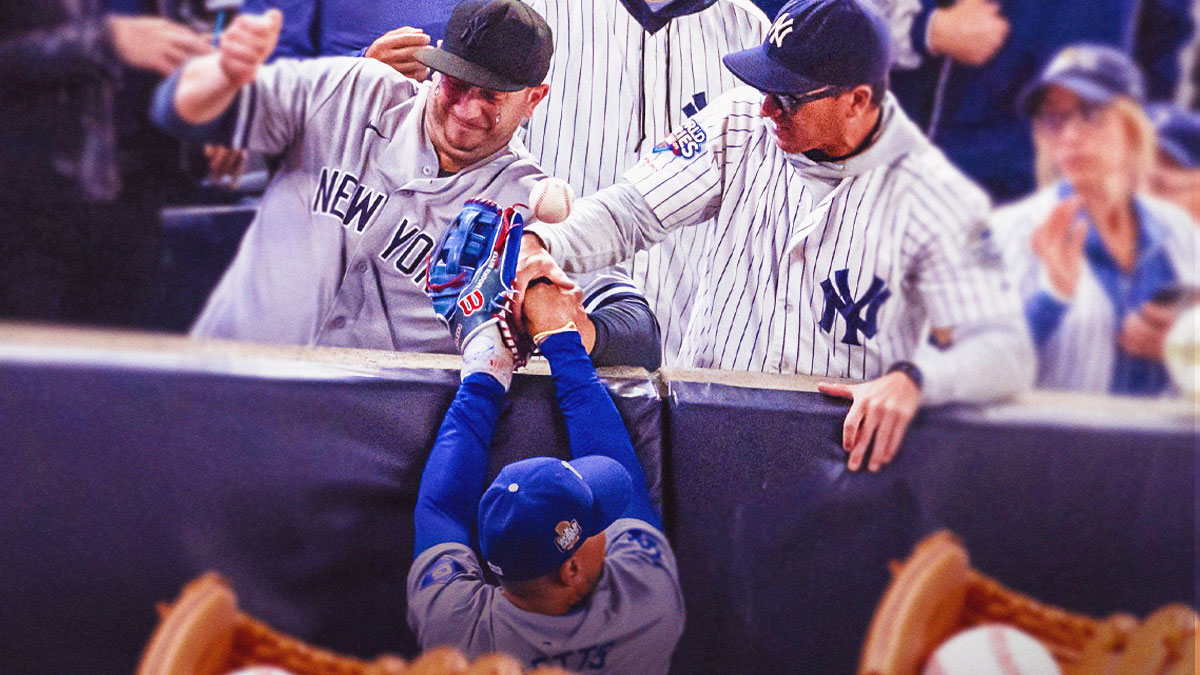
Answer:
[547,87,1023,378]
[521,0,769,364]
[193,57,632,353]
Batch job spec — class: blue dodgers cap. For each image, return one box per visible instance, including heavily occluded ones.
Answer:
[1149,104,1200,169]
[478,455,632,581]
[723,0,891,94]
[1018,44,1145,117]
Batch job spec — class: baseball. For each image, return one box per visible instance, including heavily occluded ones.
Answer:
[923,624,1061,675]
[530,178,574,223]
[1164,305,1198,400]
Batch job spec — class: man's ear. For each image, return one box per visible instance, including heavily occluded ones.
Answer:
[846,84,874,117]
[525,83,551,116]
[557,556,579,587]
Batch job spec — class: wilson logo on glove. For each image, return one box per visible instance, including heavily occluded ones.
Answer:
[427,198,535,365]
[458,290,484,315]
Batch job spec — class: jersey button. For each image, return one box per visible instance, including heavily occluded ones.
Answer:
[355,261,369,273]
[329,316,347,329]
[422,167,433,176]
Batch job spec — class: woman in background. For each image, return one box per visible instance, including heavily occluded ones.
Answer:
[993,44,1197,396]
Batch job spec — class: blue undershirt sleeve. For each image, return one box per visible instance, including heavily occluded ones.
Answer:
[588,294,663,371]
[413,373,507,556]
[539,332,661,529]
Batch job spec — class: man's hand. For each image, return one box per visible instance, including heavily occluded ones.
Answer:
[364,27,432,81]
[204,144,246,187]
[927,0,1010,66]
[217,9,282,88]
[107,16,212,75]
[818,372,922,473]
[1119,300,1182,360]
[516,233,576,292]
[1031,197,1086,298]
[523,281,598,351]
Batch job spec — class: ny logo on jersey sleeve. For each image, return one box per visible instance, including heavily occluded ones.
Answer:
[818,269,891,346]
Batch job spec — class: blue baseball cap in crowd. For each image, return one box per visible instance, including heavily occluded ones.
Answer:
[722,0,891,94]
[1018,44,1145,117]
[479,455,632,581]
[1149,103,1200,169]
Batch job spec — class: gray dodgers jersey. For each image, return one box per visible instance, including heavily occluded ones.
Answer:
[407,519,685,674]
[195,57,629,352]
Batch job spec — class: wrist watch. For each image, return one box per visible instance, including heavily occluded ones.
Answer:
[886,361,923,390]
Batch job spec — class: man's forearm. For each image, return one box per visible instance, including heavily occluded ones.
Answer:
[914,316,1036,406]
[527,182,672,274]
[588,295,662,371]
[413,373,507,555]
[173,53,243,124]
[540,332,661,527]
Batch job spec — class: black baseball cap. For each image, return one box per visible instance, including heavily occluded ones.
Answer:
[416,0,553,92]
[1018,44,1145,117]
[723,0,891,94]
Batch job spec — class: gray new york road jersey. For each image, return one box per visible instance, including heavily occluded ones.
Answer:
[194,57,633,353]
[407,519,685,674]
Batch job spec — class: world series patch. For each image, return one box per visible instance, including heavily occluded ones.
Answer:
[652,118,708,159]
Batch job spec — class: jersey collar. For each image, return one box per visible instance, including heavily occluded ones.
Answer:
[618,0,718,34]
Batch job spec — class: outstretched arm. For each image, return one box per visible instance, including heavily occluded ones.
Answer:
[524,284,661,528]
[413,373,507,555]
[414,324,517,556]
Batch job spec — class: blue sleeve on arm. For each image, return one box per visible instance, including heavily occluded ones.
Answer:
[540,332,661,529]
[588,294,663,371]
[1024,290,1069,348]
[413,373,507,556]
[149,69,240,144]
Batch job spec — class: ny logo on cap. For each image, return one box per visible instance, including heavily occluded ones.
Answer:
[769,14,794,48]
[818,269,891,346]
[460,13,490,46]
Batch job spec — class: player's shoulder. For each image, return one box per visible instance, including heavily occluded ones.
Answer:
[605,519,677,569]
[703,86,769,122]
[707,0,772,29]
[893,142,992,228]
[989,185,1060,243]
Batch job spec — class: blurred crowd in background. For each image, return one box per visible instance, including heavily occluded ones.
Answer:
[0,0,1196,398]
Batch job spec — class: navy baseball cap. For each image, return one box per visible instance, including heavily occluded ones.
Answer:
[1149,103,1200,169]
[723,0,891,94]
[1018,44,1145,117]
[417,0,553,92]
[479,455,632,581]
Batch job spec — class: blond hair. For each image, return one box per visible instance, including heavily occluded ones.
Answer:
[1033,97,1157,189]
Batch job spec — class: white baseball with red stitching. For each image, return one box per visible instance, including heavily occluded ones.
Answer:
[529,178,574,224]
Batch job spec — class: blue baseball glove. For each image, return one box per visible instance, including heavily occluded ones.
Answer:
[427,199,534,365]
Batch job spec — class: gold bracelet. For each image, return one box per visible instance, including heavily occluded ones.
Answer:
[532,321,578,345]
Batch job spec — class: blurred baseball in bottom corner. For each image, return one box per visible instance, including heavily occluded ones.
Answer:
[1164,304,1198,399]
[530,178,574,223]
[922,624,1061,675]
